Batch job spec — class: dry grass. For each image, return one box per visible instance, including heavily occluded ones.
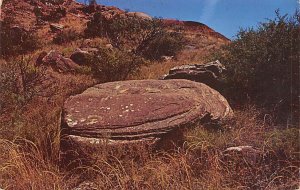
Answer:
[1,43,298,190]
[0,106,299,190]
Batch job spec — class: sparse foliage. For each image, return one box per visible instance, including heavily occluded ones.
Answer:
[0,57,44,113]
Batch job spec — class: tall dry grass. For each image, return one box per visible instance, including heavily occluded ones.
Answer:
[0,106,298,190]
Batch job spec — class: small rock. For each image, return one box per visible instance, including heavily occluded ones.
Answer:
[161,56,174,61]
[105,43,113,50]
[50,23,64,32]
[224,145,261,164]
[72,181,97,190]
[127,12,152,20]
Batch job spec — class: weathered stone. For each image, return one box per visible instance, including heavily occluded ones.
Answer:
[105,43,113,50]
[40,50,80,72]
[50,23,64,32]
[36,51,48,66]
[72,182,97,190]
[162,60,225,89]
[62,79,233,147]
[0,0,3,17]
[127,12,152,20]
[223,146,261,165]
[70,48,98,65]
[161,55,174,61]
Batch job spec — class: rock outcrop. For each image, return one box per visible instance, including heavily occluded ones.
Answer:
[61,79,233,148]
[127,12,152,20]
[50,23,64,32]
[162,60,225,89]
[70,48,99,65]
[0,0,3,17]
[37,50,80,72]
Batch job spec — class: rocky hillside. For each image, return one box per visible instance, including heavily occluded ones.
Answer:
[0,0,229,58]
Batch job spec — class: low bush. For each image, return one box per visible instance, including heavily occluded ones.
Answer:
[0,57,44,113]
[53,29,81,44]
[138,31,185,60]
[86,48,147,81]
[85,14,185,60]
[85,14,159,48]
[210,10,299,123]
[0,23,40,57]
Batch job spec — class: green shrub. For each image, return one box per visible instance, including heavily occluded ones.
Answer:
[211,10,299,123]
[87,48,147,81]
[85,14,162,48]
[85,14,185,59]
[138,31,185,60]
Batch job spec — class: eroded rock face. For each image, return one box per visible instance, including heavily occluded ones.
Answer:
[62,79,233,146]
[162,60,225,90]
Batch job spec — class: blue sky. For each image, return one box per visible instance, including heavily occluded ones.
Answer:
[78,0,299,39]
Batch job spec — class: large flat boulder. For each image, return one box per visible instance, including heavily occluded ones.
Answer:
[61,79,232,146]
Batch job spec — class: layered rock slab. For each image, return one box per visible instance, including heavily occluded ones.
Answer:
[62,79,233,145]
[162,60,225,90]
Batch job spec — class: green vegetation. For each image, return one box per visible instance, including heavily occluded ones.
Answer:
[87,48,147,81]
[85,14,185,60]
[211,10,299,123]
[138,31,185,60]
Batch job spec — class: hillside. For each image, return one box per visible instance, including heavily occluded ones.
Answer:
[0,1,298,190]
[0,0,232,81]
